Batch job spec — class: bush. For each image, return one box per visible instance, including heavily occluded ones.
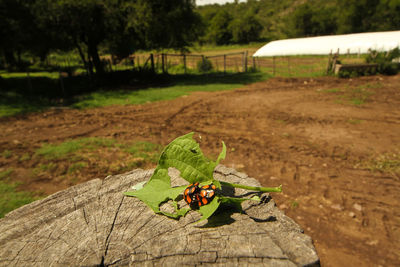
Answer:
[197,58,213,73]
[366,48,400,75]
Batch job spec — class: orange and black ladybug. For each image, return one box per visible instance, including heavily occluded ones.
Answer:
[183,183,216,208]
[198,184,216,206]
[183,182,200,207]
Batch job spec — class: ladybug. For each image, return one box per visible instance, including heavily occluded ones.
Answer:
[183,183,217,208]
[183,182,200,207]
[198,184,217,207]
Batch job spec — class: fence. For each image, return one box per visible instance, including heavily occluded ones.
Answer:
[136,52,250,74]
[43,50,365,78]
[114,52,360,77]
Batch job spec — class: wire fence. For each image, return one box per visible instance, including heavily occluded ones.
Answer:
[103,52,359,77]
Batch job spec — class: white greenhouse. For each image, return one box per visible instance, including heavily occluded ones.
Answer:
[253,31,400,57]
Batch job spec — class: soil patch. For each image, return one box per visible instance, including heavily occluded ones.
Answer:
[1,75,400,266]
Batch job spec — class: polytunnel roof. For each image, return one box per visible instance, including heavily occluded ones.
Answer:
[253,31,400,57]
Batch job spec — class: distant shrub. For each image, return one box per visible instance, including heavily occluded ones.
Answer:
[197,58,213,73]
[366,48,400,75]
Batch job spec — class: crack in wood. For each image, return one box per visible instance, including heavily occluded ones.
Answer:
[103,195,125,261]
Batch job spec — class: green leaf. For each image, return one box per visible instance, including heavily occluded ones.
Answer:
[131,181,146,190]
[156,132,217,184]
[197,196,221,222]
[124,169,188,218]
[216,141,226,165]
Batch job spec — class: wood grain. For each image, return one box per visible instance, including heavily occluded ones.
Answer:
[0,166,319,266]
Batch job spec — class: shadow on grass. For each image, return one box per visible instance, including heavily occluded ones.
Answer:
[0,70,271,117]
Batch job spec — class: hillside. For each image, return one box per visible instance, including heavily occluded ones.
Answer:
[195,0,400,43]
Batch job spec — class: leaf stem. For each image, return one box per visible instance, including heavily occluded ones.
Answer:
[220,181,282,192]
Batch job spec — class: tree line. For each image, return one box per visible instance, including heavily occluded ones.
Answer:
[1,0,399,74]
[197,0,400,44]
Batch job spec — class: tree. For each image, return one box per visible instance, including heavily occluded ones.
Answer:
[289,3,337,38]
[0,0,38,69]
[205,10,233,45]
[336,0,380,33]
[230,13,263,43]
[371,0,400,31]
[1,0,200,75]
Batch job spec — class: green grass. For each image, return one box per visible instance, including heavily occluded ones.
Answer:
[123,142,162,163]
[291,200,299,209]
[0,98,48,117]
[0,71,270,116]
[33,137,162,176]
[67,162,88,174]
[35,137,116,160]
[0,168,40,218]
[19,153,31,162]
[348,88,374,106]
[0,181,40,218]
[135,42,264,55]
[0,168,13,180]
[73,72,270,109]
[347,119,364,125]
[0,138,163,217]
[1,150,12,159]
[0,71,60,79]
[332,85,374,106]
[32,163,58,175]
[356,151,400,175]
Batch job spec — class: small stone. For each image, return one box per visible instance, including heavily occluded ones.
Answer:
[366,240,379,246]
[328,173,338,178]
[270,176,278,180]
[279,204,288,210]
[348,212,356,218]
[353,203,362,211]
[322,163,327,167]
[331,204,344,211]
[236,163,245,169]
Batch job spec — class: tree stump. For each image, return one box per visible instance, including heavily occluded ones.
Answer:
[0,166,319,266]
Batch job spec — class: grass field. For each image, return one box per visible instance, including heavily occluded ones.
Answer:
[0,168,40,218]
[73,72,270,109]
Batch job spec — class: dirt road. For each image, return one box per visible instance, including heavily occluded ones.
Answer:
[1,75,399,266]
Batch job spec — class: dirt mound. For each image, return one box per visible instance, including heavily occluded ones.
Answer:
[1,75,400,266]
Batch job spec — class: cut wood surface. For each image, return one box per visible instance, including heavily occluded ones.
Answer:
[0,166,319,266]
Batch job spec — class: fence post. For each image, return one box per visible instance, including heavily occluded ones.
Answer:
[326,50,333,74]
[287,57,291,76]
[183,54,187,74]
[243,51,248,72]
[108,59,113,72]
[224,54,226,74]
[150,54,155,73]
[165,54,168,73]
[161,53,165,73]
[252,57,256,70]
[273,57,276,76]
